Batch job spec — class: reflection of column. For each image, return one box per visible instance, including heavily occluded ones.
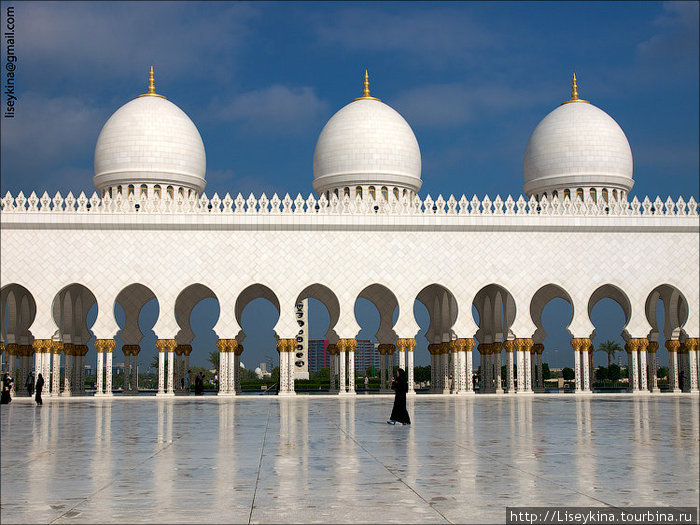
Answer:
[216,339,229,394]
[666,340,680,392]
[397,338,416,394]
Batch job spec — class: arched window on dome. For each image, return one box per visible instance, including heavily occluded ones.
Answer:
[179,187,185,198]
[542,192,547,201]
[334,189,339,199]
[564,189,571,200]
[612,189,618,201]
[602,189,608,203]
[381,187,388,201]
[117,185,123,195]
[403,189,408,197]
[552,190,558,199]
[393,188,399,200]
[140,184,147,197]
[369,186,376,199]
[166,186,174,199]
[589,188,596,201]
[355,186,362,198]
[107,188,112,198]
[154,185,162,198]
[576,188,584,201]
[343,187,350,198]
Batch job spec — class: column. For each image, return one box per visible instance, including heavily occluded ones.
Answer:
[685,338,699,393]
[581,344,590,392]
[530,348,537,392]
[328,344,338,392]
[230,343,239,394]
[666,340,679,392]
[678,343,689,392]
[477,344,488,392]
[7,345,17,396]
[337,339,347,394]
[493,342,503,394]
[346,339,357,394]
[454,338,474,395]
[588,345,594,392]
[377,345,386,393]
[18,345,32,396]
[33,341,44,392]
[626,340,640,393]
[647,341,659,392]
[440,343,450,394]
[95,341,105,396]
[166,342,175,394]
[570,338,587,393]
[183,348,191,393]
[63,343,74,396]
[637,339,648,392]
[51,342,62,396]
[397,338,416,394]
[277,339,289,393]
[536,345,544,392]
[155,339,169,396]
[216,339,229,395]
[104,341,114,396]
[514,338,534,393]
[504,340,515,393]
[428,344,439,392]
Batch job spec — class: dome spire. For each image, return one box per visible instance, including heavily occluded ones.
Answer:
[138,66,166,99]
[561,72,588,105]
[353,69,380,101]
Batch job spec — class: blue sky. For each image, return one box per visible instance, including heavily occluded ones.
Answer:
[1,2,698,371]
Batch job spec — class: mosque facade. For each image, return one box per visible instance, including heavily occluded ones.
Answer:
[1,69,698,398]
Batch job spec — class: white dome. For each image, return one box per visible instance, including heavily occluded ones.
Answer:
[94,83,206,194]
[313,96,422,196]
[523,98,633,197]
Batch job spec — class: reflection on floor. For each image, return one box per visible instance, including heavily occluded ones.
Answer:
[1,396,698,524]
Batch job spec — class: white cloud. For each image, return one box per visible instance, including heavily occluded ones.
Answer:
[211,85,329,134]
[637,1,699,61]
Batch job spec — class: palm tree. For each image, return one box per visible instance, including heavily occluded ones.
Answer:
[596,340,622,368]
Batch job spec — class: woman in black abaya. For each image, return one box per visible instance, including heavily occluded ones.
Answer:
[387,368,411,425]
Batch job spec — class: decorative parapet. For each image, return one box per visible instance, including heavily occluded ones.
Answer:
[1,190,697,218]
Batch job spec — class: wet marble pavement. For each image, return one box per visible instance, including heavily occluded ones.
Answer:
[1,395,698,524]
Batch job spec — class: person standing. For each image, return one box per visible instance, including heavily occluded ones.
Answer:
[26,371,35,397]
[1,372,13,404]
[364,375,369,391]
[185,370,191,394]
[35,373,45,405]
[387,368,411,425]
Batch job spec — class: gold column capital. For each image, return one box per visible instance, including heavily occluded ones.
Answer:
[327,343,338,355]
[122,344,140,356]
[338,338,357,352]
[532,343,544,354]
[647,341,659,353]
[427,343,440,355]
[396,338,416,352]
[19,344,33,357]
[452,338,473,352]
[52,341,65,354]
[0,342,4,353]
[32,339,51,353]
[503,340,515,352]
[234,343,244,356]
[6,343,19,355]
[75,344,89,357]
[514,338,533,352]
[95,339,116,353]
[216,339,230,353]
[570,337,591,352]
[492,342,503,353]
[156,339,177,353]
[684,338,699,352]
[665,340,680,352]
[628,338,648,352]
[62,343,75,356]
[276,338,295,353]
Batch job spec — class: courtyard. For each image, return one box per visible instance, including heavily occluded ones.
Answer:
[1,395,698,524]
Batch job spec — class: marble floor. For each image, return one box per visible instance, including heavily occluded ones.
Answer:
[1,395,698,524]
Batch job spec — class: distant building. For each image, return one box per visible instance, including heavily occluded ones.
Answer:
[308,340,329,373]
[308,339,380,374]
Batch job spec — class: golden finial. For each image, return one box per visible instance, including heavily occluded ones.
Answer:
[138,65,166,99]
[353,69,380,101]
[561,72,588,105]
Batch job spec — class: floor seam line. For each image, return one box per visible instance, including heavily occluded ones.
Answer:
[248,403,271,525]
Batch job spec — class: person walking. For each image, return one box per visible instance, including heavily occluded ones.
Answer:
[387,368,411,425]
[1,372,13,404]
[26,371,35,397]
[35,373,45,405]
[185,370,191,394]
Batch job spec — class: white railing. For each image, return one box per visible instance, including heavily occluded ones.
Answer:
[1,190,697,217]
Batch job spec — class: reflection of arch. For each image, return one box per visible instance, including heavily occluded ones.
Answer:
[1,284,37,344]
[114,284,157,346]
[175,284,219,344]
[235,284,281,339]
[357,284,399,344]
[530,284,574,344]
[52,283,97,344]
[588,284,631,336]
[472,284,515,343]
[645,284,689,341]
[295,283,340,342]
[416,284,458,344]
